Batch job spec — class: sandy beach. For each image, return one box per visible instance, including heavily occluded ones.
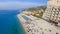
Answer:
[17,12,60,34]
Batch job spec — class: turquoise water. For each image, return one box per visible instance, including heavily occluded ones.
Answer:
[0,10,25,34]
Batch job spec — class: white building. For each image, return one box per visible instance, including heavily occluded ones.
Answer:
[42,0,60,24]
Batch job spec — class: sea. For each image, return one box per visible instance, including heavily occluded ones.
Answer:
[0,10,25,34]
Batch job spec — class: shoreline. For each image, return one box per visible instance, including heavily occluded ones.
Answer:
[17,13,30,34]
[17,17,26,34]
[17,12,60,34]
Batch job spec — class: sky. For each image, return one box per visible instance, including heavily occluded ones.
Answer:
[0,0,47,10]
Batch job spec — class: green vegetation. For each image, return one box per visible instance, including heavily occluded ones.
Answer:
[27,6,46,11]
[32,12,43,18]
[26,6,47,18]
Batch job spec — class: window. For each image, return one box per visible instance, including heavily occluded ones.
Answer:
[58,8,60,11]
[59,17,60,19]
[55,12,59,15]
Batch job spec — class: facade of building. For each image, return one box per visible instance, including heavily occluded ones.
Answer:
[42,0,60,24]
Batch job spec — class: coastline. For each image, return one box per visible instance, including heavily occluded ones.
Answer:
[17,11,60,34]
[17,17,26,34]
[17,13,29,34]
